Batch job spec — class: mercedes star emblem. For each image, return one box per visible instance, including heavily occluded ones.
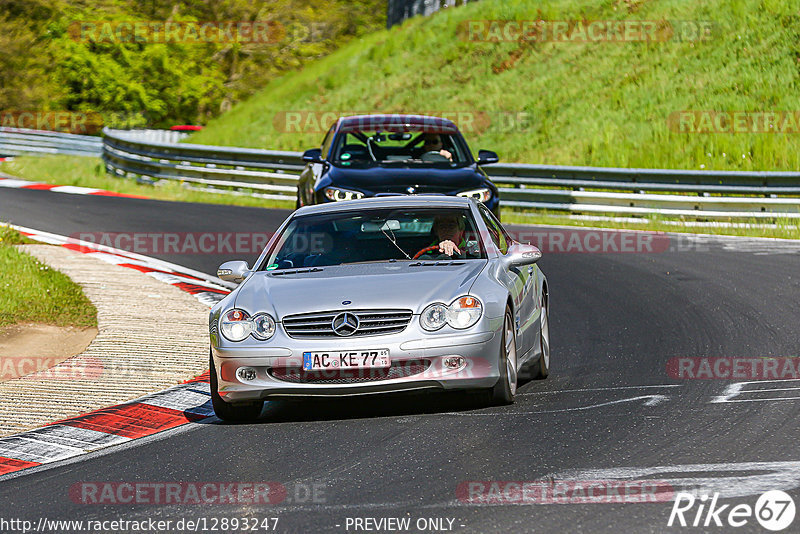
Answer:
[331,312,359,336]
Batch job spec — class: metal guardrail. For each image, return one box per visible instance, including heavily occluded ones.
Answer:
[102,128,303,200]
[1,126,792,221]
[0,127,102,157]
[101,128,800,220]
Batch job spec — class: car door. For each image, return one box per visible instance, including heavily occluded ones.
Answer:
[478,205,538,356]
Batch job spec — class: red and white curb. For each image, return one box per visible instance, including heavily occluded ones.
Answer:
[0,225,234,477]
[7,224,234,307]
[0,375,213,476]
[0,175,147,199]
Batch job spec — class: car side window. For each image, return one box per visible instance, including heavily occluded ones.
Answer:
[321,125,335,159]
[478,205,508,254]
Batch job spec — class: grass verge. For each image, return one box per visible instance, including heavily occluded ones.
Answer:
[0,226,98,329]
[0,155,294,210]
[502,211,800,240]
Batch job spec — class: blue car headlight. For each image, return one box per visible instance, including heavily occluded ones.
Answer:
[457,188,492,203]
[324,187,365,201]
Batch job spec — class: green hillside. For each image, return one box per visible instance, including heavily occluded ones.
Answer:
[0,0,384,128]
[188,0,800,171]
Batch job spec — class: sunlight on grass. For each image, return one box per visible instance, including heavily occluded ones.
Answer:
[0,227,97,328]
[187,0,800,172]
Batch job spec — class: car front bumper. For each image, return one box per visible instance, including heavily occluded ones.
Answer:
[211,319,503,402]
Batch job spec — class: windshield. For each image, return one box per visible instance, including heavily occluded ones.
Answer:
[330,129,470,167]
[262,207,486,269]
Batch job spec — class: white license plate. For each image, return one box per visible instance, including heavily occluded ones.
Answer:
[302,349,390,371]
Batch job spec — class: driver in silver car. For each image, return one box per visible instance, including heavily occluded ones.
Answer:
[433,214,465,256]
[418,214,480,258]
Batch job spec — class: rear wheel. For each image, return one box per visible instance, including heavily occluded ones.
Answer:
[210,352,263,422]
[490,308,517,405]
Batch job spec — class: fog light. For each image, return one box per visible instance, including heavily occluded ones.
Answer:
[443,356,465,370]
[236,367,257,381]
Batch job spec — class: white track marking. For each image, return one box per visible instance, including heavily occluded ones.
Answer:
[711,379,800,403]
[449,395,670,416]
[554,461,800,499]
[0,179,36,188]
[519,384,681,396]
[48,185,102,194]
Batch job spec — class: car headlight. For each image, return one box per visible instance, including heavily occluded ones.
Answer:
[420,297,483,331]
[324,187,365,201]
[457,188,492,203]
[447,296,483,329]
[251,313,276,340]
[420,303,448,331]
[220,309,252,341]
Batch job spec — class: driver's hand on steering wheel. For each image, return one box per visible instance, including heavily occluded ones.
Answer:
[439,149,452,161]
[438,240,461,256]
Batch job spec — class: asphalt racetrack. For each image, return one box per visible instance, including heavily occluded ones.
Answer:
[1,188,800,533]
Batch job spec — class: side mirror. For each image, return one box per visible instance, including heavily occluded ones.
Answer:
[302,148,323,164]
[504,243,542,267]
[477,149,499,165]
[217,260,250,284]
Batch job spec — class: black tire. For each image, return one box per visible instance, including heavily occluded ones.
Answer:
[535,299,550,379]
[210,352,263,422]
[490,308,517,405]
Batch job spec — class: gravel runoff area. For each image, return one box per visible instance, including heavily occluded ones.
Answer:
[0,245,210,436]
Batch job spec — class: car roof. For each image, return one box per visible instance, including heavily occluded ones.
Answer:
[336,114,459,134]
[293,195,476,216]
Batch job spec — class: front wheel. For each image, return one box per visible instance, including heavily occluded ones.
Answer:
[535,300,550,379]
[210,352,263,422]
[490,308,517,405]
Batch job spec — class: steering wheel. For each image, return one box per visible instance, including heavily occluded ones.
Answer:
[412,245,439,259]
[412,245,463,260]
[420,151,450,162]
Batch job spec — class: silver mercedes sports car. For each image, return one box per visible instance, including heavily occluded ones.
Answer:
[209,196,549,421]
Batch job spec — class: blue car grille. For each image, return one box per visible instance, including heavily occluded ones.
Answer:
[269,360,431,384]
[282,309,413,338]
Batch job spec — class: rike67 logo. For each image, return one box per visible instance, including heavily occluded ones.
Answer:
[668,490,796,531]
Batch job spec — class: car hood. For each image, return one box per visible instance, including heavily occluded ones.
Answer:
[234,262,487,319]
[326,165,486,194]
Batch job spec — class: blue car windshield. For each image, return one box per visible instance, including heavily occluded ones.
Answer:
[262,208,487,270]
[330,130,469,167]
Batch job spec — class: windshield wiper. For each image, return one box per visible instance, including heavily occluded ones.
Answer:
[409,261,466,267]
[381,226,411,260]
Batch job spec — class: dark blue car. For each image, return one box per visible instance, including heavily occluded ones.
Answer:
[297,114,501,217]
